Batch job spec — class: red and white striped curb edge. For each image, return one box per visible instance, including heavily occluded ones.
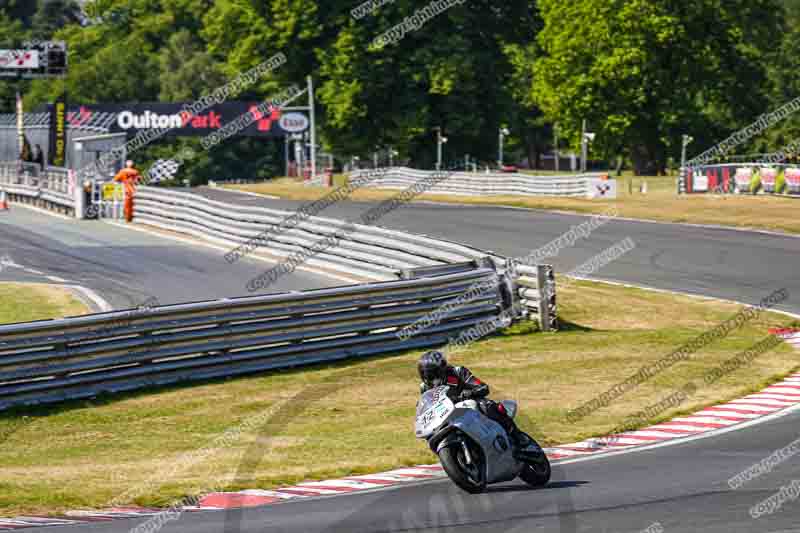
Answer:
[3,330,799,529]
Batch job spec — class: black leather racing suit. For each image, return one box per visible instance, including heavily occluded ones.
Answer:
[420,365,520,439]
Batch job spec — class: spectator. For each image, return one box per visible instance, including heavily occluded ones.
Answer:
[19,135,32,163]
[113,160,142,223]
[33,144,45,170]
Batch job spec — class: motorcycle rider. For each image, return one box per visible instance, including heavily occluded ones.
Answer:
[417,350,531,455]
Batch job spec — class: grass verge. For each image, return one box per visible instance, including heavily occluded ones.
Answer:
[0,279,797,515]
[0,282,88,325]
[225,174,800,235]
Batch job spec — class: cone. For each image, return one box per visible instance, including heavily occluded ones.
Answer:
[0,190,8,211]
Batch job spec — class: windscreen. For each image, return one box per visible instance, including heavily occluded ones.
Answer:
[416,386,448,417]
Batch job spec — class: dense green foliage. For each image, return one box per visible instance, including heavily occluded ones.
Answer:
[1,0,799,178]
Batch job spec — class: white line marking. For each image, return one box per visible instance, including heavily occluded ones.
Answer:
[744,394,800,403]
[236,490,300,500]
[3,201,74,221]
[553,403,800,466]
[213,188,281,200]
[665,416,735,425]
[621,430,688,439]
[542,448,595,456]
[570,276,800,319]
[696,409,760,419]
[731,397,796,406]
[709,403,779,412]
[648,424,715,432]
[67,284,114,312]
[46,275,68,283]
[276,486,343,495]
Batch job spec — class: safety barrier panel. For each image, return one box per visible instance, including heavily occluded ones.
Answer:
[134,186,494,282]
[0,269,515,411]
[0,178,559,410]
[0,161,76,215]
[514,264,558,331]
[133,187,558,328]
[349,167,613,198]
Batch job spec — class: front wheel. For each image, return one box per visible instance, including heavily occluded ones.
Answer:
[439,439,487,494]
[519,453,551,487]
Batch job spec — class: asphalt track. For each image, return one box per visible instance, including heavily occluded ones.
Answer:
[34,407,800,532]
[0,205,336,310]
[195,187,800,314]
[8,190,800,532]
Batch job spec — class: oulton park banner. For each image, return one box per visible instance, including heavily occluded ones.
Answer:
[65,102,309,138]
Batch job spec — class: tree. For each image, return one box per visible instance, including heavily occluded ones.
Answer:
[30,0,84,39]
[532,0,783,174]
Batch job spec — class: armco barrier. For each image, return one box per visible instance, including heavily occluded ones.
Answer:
[515,264,558,331]
[132,187,558,330]
[0,173,559,409]
[134,186,495,281]
[0,269,512,411]
[0,161,76,215]
[349,167,612,198]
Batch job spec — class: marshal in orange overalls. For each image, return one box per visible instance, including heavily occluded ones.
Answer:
[113,163,142,222]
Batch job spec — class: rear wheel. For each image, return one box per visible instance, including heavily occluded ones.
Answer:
[439,438,487,493]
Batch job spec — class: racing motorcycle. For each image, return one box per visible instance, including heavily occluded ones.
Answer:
[415,386,551,493]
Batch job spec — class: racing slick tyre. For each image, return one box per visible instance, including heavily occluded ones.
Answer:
[519,452,551,487]
[439,439,487,494]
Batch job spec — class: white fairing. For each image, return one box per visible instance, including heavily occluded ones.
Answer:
[415,387,455,438]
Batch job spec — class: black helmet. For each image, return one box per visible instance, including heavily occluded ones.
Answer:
[418,350,448,386]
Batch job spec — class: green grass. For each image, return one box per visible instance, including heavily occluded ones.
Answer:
[0,279,796,515]
[0,282,88,325]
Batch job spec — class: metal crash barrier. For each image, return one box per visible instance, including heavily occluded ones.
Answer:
[0,268,518,410]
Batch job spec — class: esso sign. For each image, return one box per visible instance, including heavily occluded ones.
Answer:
[279,112,309,133]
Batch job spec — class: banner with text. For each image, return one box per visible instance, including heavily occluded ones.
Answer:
[66,102,309,138]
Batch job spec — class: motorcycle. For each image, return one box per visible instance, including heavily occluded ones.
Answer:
[415,386,551,493]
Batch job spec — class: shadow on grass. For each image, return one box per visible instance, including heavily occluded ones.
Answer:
[499,320,593,338]
[0,349,408,421]
[554,319,593,333]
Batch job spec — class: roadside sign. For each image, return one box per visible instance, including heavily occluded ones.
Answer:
[102,182,124,201]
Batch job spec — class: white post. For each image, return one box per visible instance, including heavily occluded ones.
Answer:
[284,135,289,177]
[499,130,504,167]
[16,91,24,158]
[581,119,587,173]
[554,123,559,172]
[307,76,317,179]
[436,128,442,170]
[72,170,85,219]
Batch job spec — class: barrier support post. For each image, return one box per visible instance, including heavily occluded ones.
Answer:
[74,171,86,220]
